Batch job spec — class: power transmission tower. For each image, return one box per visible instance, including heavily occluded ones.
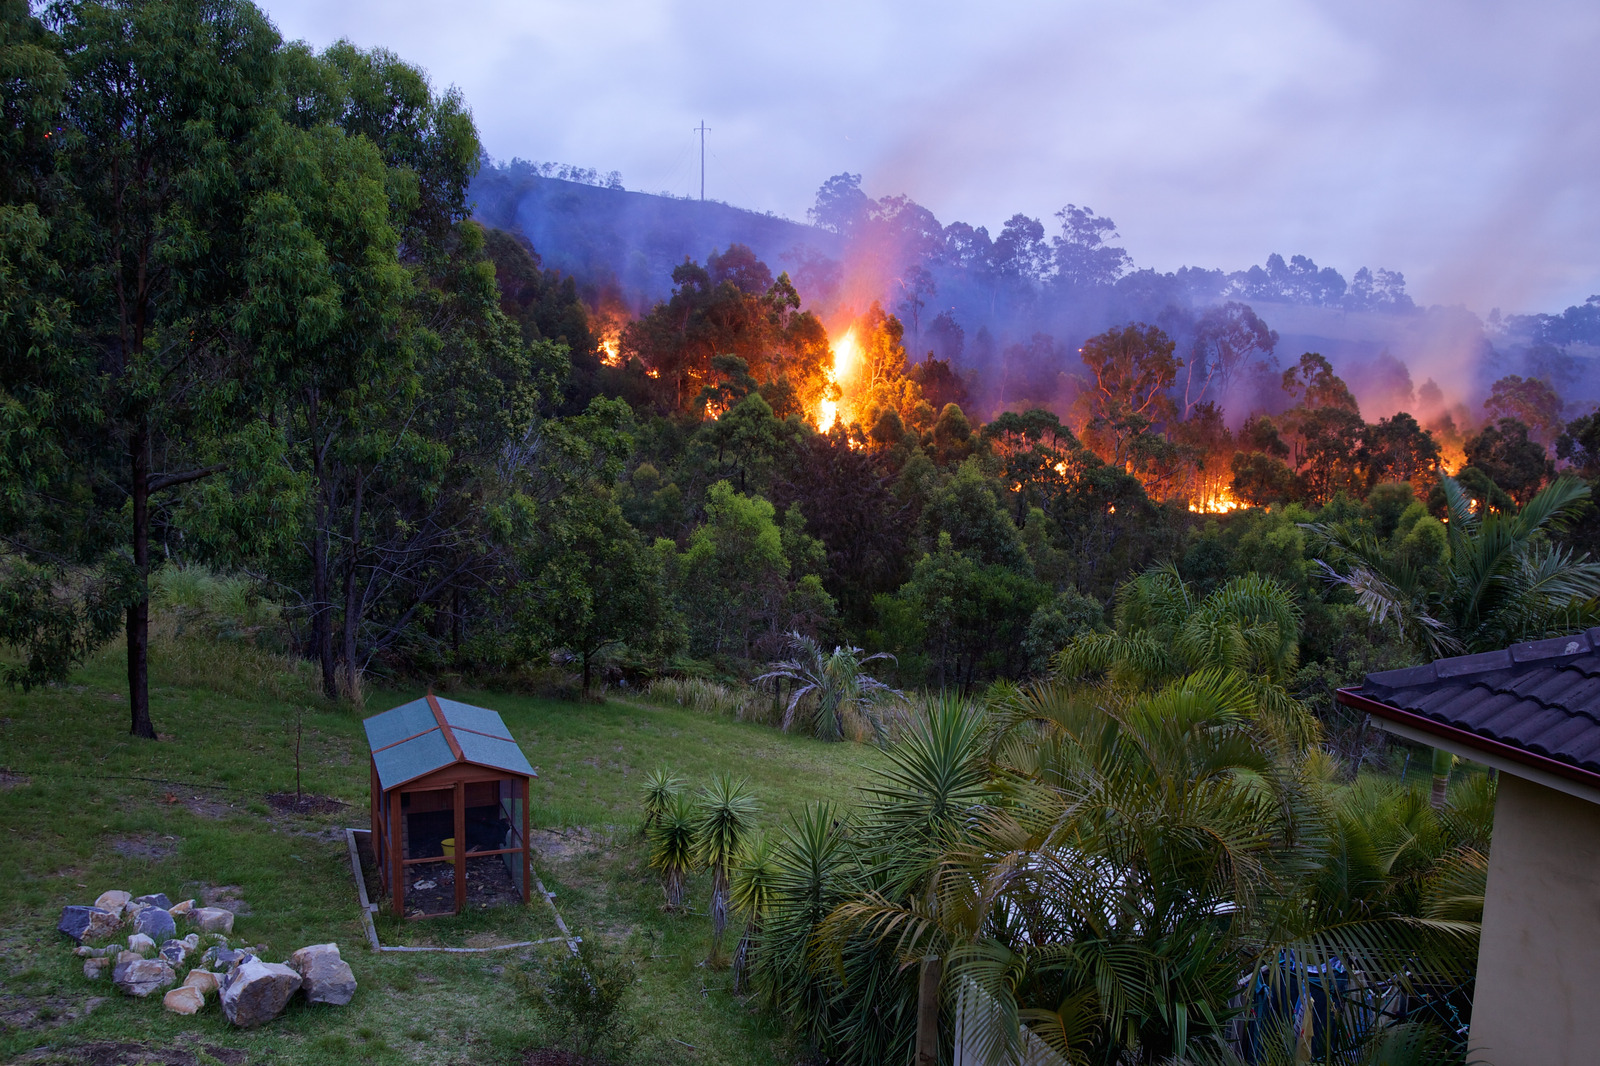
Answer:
[695,120,710,201]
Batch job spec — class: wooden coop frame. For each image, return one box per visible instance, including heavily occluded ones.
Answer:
[364,692,537,918]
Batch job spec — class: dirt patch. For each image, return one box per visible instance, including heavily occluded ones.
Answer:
[0,768,28,789]
[13,1041,246,1066]
[110,835,179,861]
[175,794,238,819]
[0,994,104,1034]
[403,855,524,916]
[524,1051,612,1066]
[265,791,346,815]
[530,827,603,863]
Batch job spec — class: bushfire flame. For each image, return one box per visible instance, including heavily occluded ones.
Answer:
[1189,488,1244,514]
[816,329,861,433]
[598,334,621,368]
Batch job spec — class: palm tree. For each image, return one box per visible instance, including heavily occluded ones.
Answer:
[756,631,903,743]
[1312,474,1600,658]
[1054,565,1312,744]
[695,773,760,960]
[646,790,698,911]
[794,677,1480,1065]
[639,767,684,835]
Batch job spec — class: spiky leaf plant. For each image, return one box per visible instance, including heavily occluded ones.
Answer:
[695,773,760,959]
[729,830,778,992]
[756,631,902,743]
[647,790,699,911]
[639,767,684,835]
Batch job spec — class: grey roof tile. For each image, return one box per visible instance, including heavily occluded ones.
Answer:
[1344,638,1600,782]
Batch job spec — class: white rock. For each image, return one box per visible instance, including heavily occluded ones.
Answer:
[189,907,234,934]
[288,943,356,1006]
[220,959,301,1027]
[163,985,205,1015]
[127,933,155,956]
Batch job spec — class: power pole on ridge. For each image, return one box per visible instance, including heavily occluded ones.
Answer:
[695,120,709,201]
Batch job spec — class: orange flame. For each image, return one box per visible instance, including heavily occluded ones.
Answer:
[817,329,860,432]
[598,334,621,368]
[1188,487,1244,514]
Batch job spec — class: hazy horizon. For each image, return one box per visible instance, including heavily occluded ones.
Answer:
[257,0,1600,318]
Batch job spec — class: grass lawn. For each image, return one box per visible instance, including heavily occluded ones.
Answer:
[0,638,885,1065]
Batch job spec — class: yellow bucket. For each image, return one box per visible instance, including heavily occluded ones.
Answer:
[441,838,455,861]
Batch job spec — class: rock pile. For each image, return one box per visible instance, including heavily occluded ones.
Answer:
[57,887,356,1027]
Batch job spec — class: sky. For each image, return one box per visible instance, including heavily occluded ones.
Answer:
[256,0,1600,316]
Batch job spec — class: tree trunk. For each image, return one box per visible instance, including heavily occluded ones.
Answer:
[126,420,156,739]
[308,393,336,698]
[339,478,364,705]
[915,955,943,1066]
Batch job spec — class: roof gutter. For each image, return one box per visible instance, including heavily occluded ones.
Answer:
[1337,687,1600,807]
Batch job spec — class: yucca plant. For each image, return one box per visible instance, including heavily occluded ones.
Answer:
[695,773,760,960]
[639,767,684,835]
[647,790,699,911]
[729,830,779,992]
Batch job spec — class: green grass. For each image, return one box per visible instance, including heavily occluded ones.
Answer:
[0,638,884,1065]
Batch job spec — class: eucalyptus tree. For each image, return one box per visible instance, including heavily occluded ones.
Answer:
[0,0,392,734]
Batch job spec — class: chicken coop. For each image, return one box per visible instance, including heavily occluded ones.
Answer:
[364,693,537,918]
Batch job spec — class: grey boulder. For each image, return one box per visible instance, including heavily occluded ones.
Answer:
[288,943,356,1006]
[220,959,301,1027]
[158,939,191,967]
[114,958,177,997]
[132,893,173,910]
[58,905,121,944]
[133,906,177,941]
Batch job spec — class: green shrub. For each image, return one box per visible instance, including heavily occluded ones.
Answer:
[520,938,640,1060]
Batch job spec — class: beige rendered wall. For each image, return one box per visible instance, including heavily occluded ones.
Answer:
[1472,773,1600,1065]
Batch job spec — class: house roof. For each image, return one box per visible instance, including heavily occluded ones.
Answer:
[363,693,536,791]
[1337,628,1600,791]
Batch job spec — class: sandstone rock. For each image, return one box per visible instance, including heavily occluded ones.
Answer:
[182,970,220,996]
[127,933,156,956]
[59,905,121,944]
[83,957,110,980]
[182,933,200,951]
[114,958,176,997]
[133,893,173,910]
[94,890,131,914]
[163,985,205,1015]
[288,943,356,1006]
[133,906,177,942]
[189,907,234,934]
[168,898,195,917]
[220,959,301,1027]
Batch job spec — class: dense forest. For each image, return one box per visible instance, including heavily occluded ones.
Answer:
[6,3,1600,1061]
[4,0,1599,735]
